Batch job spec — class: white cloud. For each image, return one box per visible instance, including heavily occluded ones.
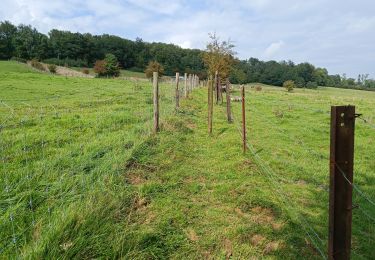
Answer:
[1,0,375,77]
[264,40,284,58]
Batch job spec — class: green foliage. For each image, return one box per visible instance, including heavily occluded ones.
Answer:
[0,21,17,59]
[104,53,120,77]
[48,64,57,73]
[145,61,164,79]
[13,24,50,60]
[283,80,295,92]
[230,66,247,84]
[93,54,120,77]
[203,33,235,79]
[10,56,26,63]
[306,81,318,89]
[229,58,375,90]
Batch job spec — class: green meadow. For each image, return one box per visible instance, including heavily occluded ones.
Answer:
[1,61,374,259]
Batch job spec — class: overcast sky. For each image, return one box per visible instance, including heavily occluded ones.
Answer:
[1,0,374,77]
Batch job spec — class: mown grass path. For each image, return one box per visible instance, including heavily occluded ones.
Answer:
[123,89,323,259]
[123,85,375,259]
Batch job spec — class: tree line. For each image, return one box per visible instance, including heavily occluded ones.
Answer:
[230,59,375,90]
[1,20,374,90]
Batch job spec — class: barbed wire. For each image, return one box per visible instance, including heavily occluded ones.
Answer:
[335,163,375,207]
[242,104,330,192]
[357,116,375,130]
[230,111,327,259]
[232,94,374,243]
[249,105,329,161]
[356,206,375,223]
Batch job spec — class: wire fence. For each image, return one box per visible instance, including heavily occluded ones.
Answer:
[227,85,375,259]
[1,76,373,258]
[230,111,327,258]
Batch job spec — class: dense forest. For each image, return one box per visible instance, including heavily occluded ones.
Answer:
[1,20,374,90]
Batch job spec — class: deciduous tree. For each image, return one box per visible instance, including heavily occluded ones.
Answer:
[202,33,236,79]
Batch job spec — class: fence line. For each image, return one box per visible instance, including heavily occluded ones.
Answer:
[242,105,330,192]
[230,111,327,259]
[335,163,375,207]
[249,105,329,160]
[357,116,375,130]
[225,86,375,259]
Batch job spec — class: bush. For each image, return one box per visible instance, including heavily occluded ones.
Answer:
[104,54,120,77]
[93,54,120,77]
[283,80,295,92]
[10,57,27,63]
[48,64,57,73]
[306,81,318,89]
[30,59,45,71]
[82,68,90,75]
[295,77,305,88]
[94,60,107,77]
[145,61,164,79]
[255,85,262,91]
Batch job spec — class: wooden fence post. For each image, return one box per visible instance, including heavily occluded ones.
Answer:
[184,73,188,98]
[208,77,213,134]
[241,85,246,152]
[214,71,219,104]
[175,72,180,110]
[192,74,195,90]
[153,72,159,133]
[188,74,191,94]
[191,74,193,92]
[226,80,232,123]
[218,76,223,104]
[328,105,355,260]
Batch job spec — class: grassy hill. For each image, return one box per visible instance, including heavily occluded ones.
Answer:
[1,61,374,259]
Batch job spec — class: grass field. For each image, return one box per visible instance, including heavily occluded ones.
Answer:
[1,61,374,259]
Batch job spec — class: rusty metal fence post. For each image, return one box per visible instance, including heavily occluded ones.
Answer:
[226,80,232,123]
[184,73,188,98]
[241,85,246,152]
[215,71,219,104]
[208,77,213,134]
[153,72,159,133]
[175,72,179,110]
[328,105,355,260]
